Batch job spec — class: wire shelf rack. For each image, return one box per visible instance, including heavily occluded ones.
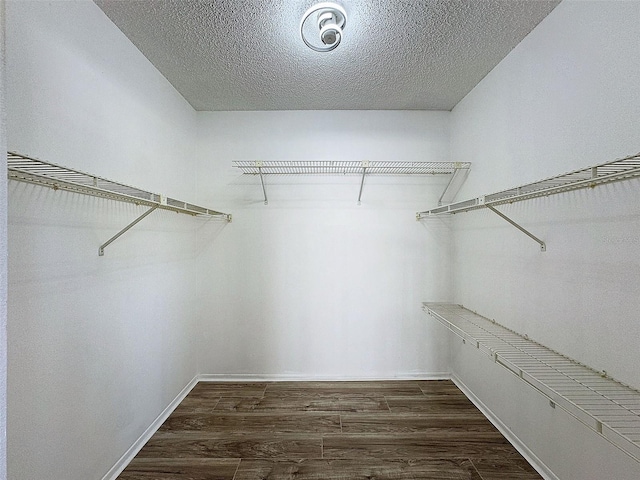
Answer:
[8,151,231,255]
[423,302,640,463]
[232,160,471,205]
[9,152,230,219]
[233,160,471,176]
[418,152,640,217]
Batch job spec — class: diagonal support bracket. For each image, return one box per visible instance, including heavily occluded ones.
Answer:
[258,164,268,205]
[357,160,369,205]
[486,204,546,252]
[438,163,471,206]
[99,206,159,256]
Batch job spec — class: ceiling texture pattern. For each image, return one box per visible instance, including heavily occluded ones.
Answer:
[94,0,560,111]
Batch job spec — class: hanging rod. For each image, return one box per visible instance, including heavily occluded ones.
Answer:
[233,160,471,205]
[417,152,640,250]
[8,151,232,255]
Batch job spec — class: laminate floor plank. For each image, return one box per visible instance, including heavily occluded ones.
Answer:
[265,381,423,395]
[171,397,222,415]
[341,413,497,434]
[117,381,542,480]
[189,383,267,397]
[158,412,341,434]
[416,380,467,396]
[386,394,480,413]
[322,433,513,459]
[117,458,240,480]
[214,394,390,413]
[470,457,543,480]
[135,433,322,459]
[233,458,483,480]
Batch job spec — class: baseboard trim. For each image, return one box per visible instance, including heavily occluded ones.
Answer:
[451,374,559,480]
[198,372,451,382]
[101,375,199,480]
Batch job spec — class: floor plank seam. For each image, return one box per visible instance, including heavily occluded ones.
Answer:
[468,457,486,480]
[382,395,391,412]
[231,458,241,480]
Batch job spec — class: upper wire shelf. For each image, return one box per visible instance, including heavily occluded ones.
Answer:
[418,153,640,217]
[417,153,640,251]
[233,160,471,176]
[233,160,471,205]
[424,302,640,463]
[8,151,231,256]
[9,152,231,219]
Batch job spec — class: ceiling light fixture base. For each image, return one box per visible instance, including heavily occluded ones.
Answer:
[300,2,347,52]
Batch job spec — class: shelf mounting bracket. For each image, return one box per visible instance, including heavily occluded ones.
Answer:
[486,204,546,252]
[357,160,369,205]
[438,163,471,206]
[99,205,159,256]
[257,163,268,205]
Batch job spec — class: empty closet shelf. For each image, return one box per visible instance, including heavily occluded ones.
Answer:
[423,302,640,462]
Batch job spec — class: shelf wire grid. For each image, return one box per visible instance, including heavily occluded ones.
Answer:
[8,152,231,220]
[418,152,640,217]
[424,302,640,461]
[233,160,471,176]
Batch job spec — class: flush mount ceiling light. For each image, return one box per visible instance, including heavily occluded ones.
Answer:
[300,2,347,52]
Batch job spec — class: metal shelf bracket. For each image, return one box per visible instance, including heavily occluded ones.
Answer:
[357,160,369,205]
[438,162,471,206]
[486,204,546,252]
[257,161,268,205]
[98,206,158,256]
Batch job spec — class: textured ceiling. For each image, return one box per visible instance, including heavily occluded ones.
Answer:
[94,0,560,111]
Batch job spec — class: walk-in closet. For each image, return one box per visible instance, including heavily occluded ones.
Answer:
[2,1,639,479]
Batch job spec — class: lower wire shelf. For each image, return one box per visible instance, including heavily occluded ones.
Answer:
[423,302,640,462]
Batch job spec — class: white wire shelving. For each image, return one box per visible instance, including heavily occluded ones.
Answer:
[232,160,471,205]
[8,151,232,256]
[423,302,640,463]
[417,153,640,251]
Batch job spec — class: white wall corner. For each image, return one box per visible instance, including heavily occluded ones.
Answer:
[100,375,199,480]
[0,0,9,477]
[451,374,559,480]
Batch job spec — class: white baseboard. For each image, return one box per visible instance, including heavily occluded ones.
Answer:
[198,372,451,382]
[101,375,199,480]
[451,374,559,480]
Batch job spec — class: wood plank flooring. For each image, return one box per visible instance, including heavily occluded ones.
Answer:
[117,380,543,480]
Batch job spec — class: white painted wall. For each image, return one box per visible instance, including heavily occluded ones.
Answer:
[1,1,9,478]
[449,1,640,478]
[195,111,453,379]
[6,1,201,479]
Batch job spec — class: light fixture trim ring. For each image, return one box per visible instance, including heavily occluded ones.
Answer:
[300,2,347,52]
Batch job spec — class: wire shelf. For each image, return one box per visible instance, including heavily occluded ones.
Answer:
[8,152,231,219]
[417,153,640,218]
[233,160,471,176]
[233,160,471,205]
[423,302,640,462]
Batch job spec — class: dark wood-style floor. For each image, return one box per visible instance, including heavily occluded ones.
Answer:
[117,380,543,480]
